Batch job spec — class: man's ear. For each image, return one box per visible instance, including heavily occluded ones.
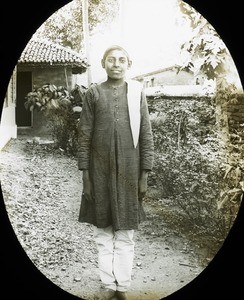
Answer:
[101,59,105,68]
[128,60,132,69]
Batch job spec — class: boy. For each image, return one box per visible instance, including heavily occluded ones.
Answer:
[77,45,154,300]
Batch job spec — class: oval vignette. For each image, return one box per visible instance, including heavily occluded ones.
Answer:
[0,1,243,300]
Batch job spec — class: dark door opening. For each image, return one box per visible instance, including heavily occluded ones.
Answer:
[16,71,32,127]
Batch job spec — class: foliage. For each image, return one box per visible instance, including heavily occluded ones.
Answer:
[147,95,234,239]
[24,84,73,112]
[34,0,119,51]
[178,0,231,80]
[25,83,87,154]
[176,0,243,240]
[214,81,244,224]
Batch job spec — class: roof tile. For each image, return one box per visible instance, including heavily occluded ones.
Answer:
[18,38,88,69]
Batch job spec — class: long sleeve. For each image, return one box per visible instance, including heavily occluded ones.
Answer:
[139,90,154,171]
[77,87,96,170]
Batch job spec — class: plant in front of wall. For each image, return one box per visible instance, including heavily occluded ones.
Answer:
[25,83,86,154]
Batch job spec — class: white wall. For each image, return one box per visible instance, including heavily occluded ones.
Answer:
[0,68,17,151]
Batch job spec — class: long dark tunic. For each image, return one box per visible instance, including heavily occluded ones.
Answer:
[77,81,154,230]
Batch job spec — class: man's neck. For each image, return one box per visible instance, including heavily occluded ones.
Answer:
[106,77,125,87]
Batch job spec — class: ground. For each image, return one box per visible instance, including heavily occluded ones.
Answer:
[0,135,217,300]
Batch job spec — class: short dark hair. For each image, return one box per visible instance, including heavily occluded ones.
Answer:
[102,45,130,62]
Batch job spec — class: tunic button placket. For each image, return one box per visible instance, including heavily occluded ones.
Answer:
[113,87,119,122]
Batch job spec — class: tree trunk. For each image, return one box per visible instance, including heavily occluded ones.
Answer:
[82,0,92,86]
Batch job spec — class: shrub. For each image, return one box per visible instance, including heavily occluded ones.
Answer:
[24,83,86,154]
[148,96,229,239]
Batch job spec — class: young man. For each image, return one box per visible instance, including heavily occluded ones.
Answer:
[77,45,154,300]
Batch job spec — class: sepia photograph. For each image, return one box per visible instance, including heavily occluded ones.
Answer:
[0,1,244,299]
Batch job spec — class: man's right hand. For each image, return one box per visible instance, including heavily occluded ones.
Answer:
[82,170,94,203]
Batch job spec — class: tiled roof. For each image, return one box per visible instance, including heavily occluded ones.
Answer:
[18,38,88,71]
[133,64,189,80]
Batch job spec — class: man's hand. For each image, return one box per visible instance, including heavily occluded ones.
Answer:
[138,170,149,201]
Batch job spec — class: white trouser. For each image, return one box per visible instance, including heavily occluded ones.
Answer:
[93,225,135,292]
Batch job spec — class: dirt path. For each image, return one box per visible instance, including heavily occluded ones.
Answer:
[0,136,206,300]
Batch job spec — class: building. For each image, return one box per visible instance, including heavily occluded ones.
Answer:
[0,68,17,150]
[0,38,87,150]
[133,65,196,88]
[133,64,215,98]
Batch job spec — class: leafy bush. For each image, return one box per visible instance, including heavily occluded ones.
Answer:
[25,83,86,154]
[148,96,230,239]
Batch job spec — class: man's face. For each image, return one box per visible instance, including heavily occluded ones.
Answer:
[102,49,132,80]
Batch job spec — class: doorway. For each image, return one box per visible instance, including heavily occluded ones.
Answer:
[16,71,32,127]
